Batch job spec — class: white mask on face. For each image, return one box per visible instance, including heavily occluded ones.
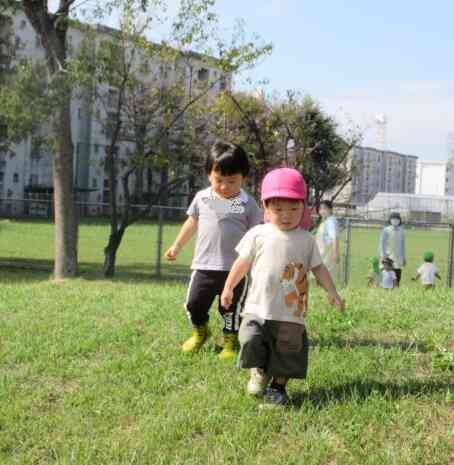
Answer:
[390,218,400,227]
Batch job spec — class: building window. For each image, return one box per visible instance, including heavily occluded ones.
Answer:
[105,112,117,138]
[107,89,119,108]
[197,68,209,81]
[219,76,228,91]
[13,173,19,183]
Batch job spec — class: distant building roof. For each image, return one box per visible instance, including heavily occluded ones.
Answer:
[355,146,418,159]
[370,192,454,201]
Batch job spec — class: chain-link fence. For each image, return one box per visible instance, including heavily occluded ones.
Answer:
[0,200,191,280]
[1,200,454,287]
[337,218,454,289]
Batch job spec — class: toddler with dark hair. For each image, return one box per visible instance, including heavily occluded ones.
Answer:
[165,141,263,359]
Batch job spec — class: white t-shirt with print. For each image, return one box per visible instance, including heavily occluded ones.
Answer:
[381,270,397,289]
[417,262,438,285]
[235,223,323,325]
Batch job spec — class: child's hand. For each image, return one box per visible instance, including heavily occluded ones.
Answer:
[164,244,181,261]
[221,288,233,310]
[328,291,345,313]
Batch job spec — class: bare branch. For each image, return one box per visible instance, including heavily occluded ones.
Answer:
[330,177,353,203]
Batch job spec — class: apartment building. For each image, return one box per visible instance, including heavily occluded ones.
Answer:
[0,9,228,216]
[446,158,454,197]
[340,146,418,206]
[416,161,447,196]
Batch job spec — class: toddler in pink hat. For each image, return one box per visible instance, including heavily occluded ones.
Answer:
[221,168,344,407]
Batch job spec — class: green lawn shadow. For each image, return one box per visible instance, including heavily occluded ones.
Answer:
[310,336,429,353]
[0,257,191,284]
[291,379,452,409]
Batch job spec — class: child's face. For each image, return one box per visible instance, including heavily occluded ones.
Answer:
[208,170,244,199]
[319,205,332,219]
[383,262,393,271]
[264,198,304,231]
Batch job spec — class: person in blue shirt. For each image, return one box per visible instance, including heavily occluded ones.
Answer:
[379,212,406,287]
[315,200,340,282]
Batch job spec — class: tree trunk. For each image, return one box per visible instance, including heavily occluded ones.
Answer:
[53,103,78,278]
[22,2,78,279]
[159,167,169,205]
[103,228,125,278]
[134,165,144,201]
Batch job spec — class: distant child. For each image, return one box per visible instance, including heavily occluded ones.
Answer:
[165,141,263,360]
[221,168,344,406]
[381,257,397,290]
[412,251,441,290]
[367,256,381,288]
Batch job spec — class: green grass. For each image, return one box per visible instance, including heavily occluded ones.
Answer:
[0,220,453,465]
[1,219,453,286]
[345,225,451,286]
[0,218,195,280]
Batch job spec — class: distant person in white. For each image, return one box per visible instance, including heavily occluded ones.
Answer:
[412,251,441,290]
[379,212,406,287]
[381,257,397,290]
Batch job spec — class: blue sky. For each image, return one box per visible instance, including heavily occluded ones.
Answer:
[213,0,454,160]
[54,0,454,160]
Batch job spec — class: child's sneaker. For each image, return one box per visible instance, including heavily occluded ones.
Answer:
[247,368,271,396]
[182,324,210,353]
[261,387,290,407]
[218,333,239,360]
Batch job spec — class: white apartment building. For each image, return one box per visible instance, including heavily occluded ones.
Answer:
[0,9,228,217]
[446,158,454,197]
[416,159,454,197]
[344,146,418,205]
[416,160,446,196]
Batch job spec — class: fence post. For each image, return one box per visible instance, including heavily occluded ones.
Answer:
[156,206,164,277]
[447,224,454,289]
[342,218,352,288]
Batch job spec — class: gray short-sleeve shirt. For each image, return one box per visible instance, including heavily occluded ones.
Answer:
[187,187,263,271]
[236,223,323,324]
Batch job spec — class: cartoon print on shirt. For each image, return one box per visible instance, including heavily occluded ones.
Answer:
[280,262,309,318]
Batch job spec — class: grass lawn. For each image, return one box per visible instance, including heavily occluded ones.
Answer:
[0,220,453,465]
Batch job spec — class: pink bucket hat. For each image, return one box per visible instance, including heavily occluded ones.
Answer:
[261,168,307,201]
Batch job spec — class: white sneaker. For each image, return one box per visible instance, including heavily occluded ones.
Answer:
[247,368,271,396]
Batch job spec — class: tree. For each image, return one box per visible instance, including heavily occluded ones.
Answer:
[277,93,361,207]
[1,0,80,279]
[73,1,272,277]
[0,0,271,278]
[207,90,361,206]
[208,90,282,196]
